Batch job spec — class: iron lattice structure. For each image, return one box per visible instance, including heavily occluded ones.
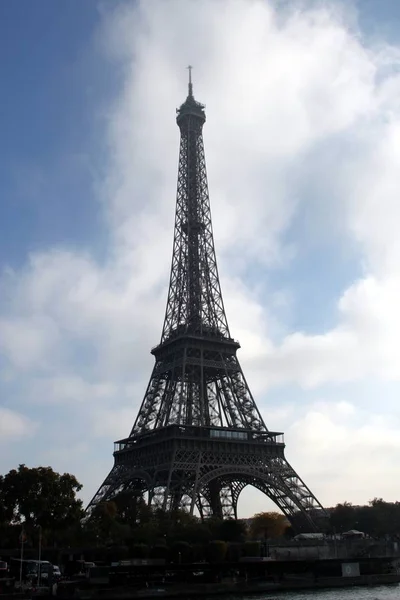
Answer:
[87,71,327,530]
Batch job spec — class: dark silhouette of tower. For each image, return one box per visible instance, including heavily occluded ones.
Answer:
[87,69,327,530]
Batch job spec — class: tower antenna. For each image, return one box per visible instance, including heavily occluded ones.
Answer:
[187,64,193,97]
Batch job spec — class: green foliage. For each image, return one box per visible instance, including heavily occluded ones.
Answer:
[330,498,400,537]
[113,492,152,528]
[226,542,242,562]
[0,464,83,530]
[249,512,289,539]
[369,498,400,536]
[244,541,261,557]
[177,520,211,543]
[208,540,227,563]
[131,543,149,559]
[192,543,207,562]
[212,518,248,542]
[84,501,131,545]
[171,541,192,563]
[284,525,295,538]
[330,502,356,533]
[105,545,129,562]
[150,544,169,559]
[5,461,400,556]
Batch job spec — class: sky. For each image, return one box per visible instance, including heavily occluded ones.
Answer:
[1,0,400,518]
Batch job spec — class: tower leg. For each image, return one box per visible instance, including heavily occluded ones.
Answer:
[163,449,177,511]
[208,479,223,518]
[190,451,203,515]
[219,483,237,519]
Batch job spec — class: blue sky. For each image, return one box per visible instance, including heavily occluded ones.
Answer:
[0,1,113,263]
[1,0,400,517]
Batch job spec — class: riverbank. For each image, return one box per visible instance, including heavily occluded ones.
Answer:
[3,555,399,599]
[58,573,400,599]
[55,556,400,599]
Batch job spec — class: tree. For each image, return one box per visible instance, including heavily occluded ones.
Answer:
[330,502,356,533]
[131,543,149,559]
[368,498,400,537]
[226,542,242,562]
[249,512,289,539]
[150,545,169,560]
[84,501,130,545]
[214,519,248,542]
[0,464,83,531]
[244,541,261,557]
[329,499,400,538]
[171,541,192,563]
[208,540,227,563]
[113,491,152,528]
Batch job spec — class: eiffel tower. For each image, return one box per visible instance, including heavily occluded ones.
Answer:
[87,68,327,530]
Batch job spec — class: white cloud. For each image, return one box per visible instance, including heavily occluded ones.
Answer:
[253,45,400,390]
[1,0,400,511]
[0,407,36,440]
[92,406,138,439]
[285,400,400,506]
[24,376,119,405]
[0,315,60,371]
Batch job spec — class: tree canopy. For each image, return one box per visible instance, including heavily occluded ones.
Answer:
[0,464,83,530]
[329,498,400,537]
[249,511,289,539]
[2,462,400,558]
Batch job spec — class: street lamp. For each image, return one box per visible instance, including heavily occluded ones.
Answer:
[19,528,26,588]
[37,526,42,586]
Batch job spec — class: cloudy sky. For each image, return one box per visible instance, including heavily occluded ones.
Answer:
[1,0,400,517]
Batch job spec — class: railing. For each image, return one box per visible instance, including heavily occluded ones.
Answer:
[151,327,240,353]
[114,425,284,453]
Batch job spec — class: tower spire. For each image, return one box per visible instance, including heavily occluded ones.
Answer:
[187,64,193,98]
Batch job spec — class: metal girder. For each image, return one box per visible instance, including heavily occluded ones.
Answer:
[87,79,327,533]
[128,84,267,435]
[87,436,328,530]
[131,359,266,433]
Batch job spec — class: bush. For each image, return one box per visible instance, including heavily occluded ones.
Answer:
[226,542,243,562]
[244,541,261,557]
[208,540,227,563]
[105,545,129,562]
[150,545,169,560]
[217,519,247,542]
[192,543,206,562]
[130,543,149,559]
[171,541,192,563]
